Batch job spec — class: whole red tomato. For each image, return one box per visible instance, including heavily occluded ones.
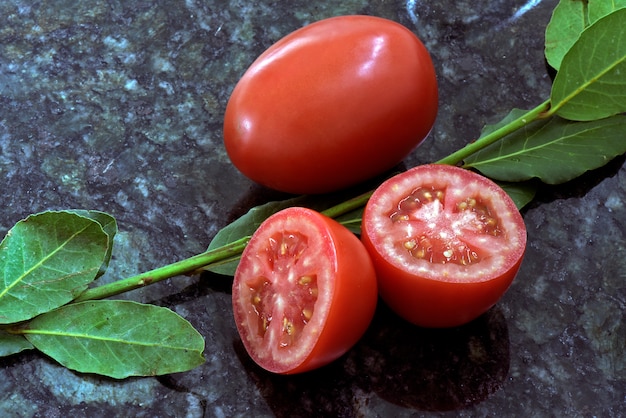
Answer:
[361,164,527,328]
[232,207,378,374]
[224,15,438,194]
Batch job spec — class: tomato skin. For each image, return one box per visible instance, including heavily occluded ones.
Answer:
[361,165,527,328]
[224,15,438,194]
[232,207,377,374]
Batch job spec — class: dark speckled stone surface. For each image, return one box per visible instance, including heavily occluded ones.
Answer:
[1,0,624,416]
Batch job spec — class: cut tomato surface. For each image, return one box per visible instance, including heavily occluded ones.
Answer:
[362,164,527,328]
[233,207,377,374]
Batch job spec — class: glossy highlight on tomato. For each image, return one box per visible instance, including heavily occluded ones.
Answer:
[232,207,378,374]
[224,15,438,194]
[361,164,527,328]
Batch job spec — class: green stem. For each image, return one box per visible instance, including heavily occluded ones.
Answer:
[73,236,251,302]
[321,189,374,218]
[436,99,551,166]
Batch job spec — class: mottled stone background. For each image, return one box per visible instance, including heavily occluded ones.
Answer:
[1,0,624,416]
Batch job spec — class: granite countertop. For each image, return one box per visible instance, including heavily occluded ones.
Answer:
[1,0,624,416]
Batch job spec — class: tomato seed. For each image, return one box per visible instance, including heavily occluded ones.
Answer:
[283,317,295,335]
[390,187,445,223]
[401,234,485,265]
[299,275,313,285]
[390,212,410,222]
[279,317,302,348]
[455,197,503,236]
[413,248,426,259]
[302,308,313,321]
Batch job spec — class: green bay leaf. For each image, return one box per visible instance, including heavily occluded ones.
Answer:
[67,210,117,278]
[551,8,626,121]
[463,115,626,184]
[545,0,626,71]
[588,0,626,24]
[20,300,205,379]
[0,329,34,356]
[498,182,537,210]
[544,0,588,71]
[0,211,109,324]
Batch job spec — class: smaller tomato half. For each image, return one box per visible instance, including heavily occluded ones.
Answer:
[223,15,438,194]
[361,164,526,328]
[232,207,378,374]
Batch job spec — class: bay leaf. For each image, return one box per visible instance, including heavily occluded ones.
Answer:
[0,329,34,356]
[551,8,626,121]
[20,300,205,379]
[544,0,625,71]
[463,115,626,184]
[498,182,537,210]
[544,0,588,71]
[68,210,117,278]
[588,0,626,24]
[0,211,108,324]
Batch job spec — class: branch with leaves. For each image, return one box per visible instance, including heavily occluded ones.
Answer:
[1,2,625,379]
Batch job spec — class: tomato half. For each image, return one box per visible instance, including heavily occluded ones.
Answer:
[361,164,526,328]
[232,207,378,374]
[223,15,438,194]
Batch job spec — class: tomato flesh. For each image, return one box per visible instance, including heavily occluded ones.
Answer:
[223,15,438,194]
[246,231,321,347]
[233,207,377,374]
[362,165,527,328]
[389,186,501,265]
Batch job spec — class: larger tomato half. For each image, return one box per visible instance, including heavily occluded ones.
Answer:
[223,15,438,194]
[361,164,527,328]
[232,207,378,374]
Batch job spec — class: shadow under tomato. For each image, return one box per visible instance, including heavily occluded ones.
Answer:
[233,339,363,417]
[353,302,510,412]
[234,301,510,416]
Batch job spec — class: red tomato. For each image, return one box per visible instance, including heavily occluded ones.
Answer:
[223,15,438,194]
[361,164,526,328]
[232,207,378,374]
